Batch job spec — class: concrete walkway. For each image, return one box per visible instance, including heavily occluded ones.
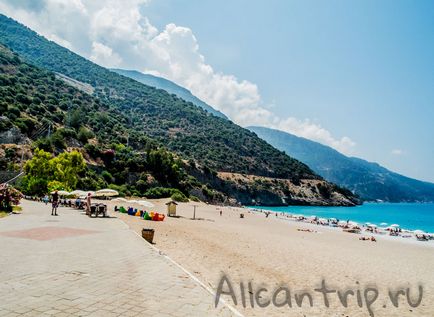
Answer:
[0,200,235,316]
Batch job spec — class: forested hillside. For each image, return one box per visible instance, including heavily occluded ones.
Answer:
[0,14,360,206]
[112,69,228,119]
[0,44,195,198]
[0,14,313,180]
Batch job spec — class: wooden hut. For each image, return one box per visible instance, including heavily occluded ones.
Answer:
[166,200,178,216]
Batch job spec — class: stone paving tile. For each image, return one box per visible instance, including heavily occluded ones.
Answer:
[0,200,239,317]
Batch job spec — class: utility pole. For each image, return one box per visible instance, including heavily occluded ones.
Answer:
[193,205,198,220]
[47,123,51,137]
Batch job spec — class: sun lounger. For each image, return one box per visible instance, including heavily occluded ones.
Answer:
[416,234,429,241]
[343,228,361,234]
[95,204,107,217]
[86,204,96,217]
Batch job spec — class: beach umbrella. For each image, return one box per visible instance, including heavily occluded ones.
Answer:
[112,197,127,202]
[413,230,425,234]
[95,189,119,197]
[380,222,388,226]
[136,200,154,208]
[390,224,400,228]
[51,190,70,196]
[70,190,85,197]
[78,191,95,199]
[367,224,377,228]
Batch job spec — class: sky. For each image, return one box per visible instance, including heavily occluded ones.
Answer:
[0,0,433,182]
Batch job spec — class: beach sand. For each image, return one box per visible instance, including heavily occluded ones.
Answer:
[104,199,434,317]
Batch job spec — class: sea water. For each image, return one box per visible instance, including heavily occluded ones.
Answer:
[247,203,434,233]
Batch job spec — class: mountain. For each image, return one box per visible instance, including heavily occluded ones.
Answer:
[111,69,228,119]
[0,14,360,206]
[249,126,434,202]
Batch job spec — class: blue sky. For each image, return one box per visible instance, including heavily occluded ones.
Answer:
[1,0,433,182]
[145,0,434,182]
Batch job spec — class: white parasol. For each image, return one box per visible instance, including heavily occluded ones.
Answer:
[51,190,70,196]
[69,190,86,197]
[111,197,127,202]
[94,189,119,197]
[136,200,155,208]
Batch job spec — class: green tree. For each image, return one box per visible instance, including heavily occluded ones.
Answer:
[21,149,86,195]
[50,151,86,190]
[21,148,52,195]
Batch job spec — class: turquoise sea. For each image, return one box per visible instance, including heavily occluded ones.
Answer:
[247,203,434,233]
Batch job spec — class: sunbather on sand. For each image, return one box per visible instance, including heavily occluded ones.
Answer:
[297,228,317,233]
[359,236,377,242]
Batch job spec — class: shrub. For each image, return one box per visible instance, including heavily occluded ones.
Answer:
[77,126,94,143]
[144,187,186,199]
[101,170,114,183]
[189,195,200,202]
[171,192,189,202]
[107,184,129,197]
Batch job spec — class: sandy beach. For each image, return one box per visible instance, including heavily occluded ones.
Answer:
[100,198,434,317]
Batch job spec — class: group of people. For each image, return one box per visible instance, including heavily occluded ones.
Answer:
[48,190,92,216]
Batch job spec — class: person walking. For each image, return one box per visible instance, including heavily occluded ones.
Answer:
[86,192,92,215]
[51,190,59,216]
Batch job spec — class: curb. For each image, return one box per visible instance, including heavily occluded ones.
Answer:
[117,214,244,317]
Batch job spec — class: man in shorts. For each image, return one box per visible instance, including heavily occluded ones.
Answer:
[51,190,59,216]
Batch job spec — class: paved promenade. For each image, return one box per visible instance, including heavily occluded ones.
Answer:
[0,200,236,316]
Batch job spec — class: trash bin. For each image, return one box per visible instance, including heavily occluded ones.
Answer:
[142,228,154,244]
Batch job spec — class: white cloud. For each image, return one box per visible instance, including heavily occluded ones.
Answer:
[391,149,404,155]
[90,42,122,67]
[0,0,356,155]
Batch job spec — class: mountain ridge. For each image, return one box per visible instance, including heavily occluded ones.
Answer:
[248,126,434,202]
[111,69,228,119]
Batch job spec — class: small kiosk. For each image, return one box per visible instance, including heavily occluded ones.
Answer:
[166,200,178,217]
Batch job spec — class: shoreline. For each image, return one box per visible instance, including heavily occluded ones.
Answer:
[247,207,434,248]
[246,203,434,236]
[104,198,434,316]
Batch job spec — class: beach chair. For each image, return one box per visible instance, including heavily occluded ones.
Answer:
[96,204,107,217]
[416,234,428,241]
[89,205,97,217]
[128,207,137,216]
[144,212,152,220]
